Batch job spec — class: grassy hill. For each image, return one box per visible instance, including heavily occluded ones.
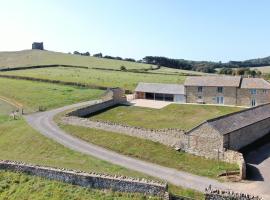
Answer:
[0,50,155,70]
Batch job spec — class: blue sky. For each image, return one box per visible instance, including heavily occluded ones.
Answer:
[0,0,270,61]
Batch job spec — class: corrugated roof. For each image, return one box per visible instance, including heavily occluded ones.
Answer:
[135,82,185,95]
[187,103,270,135]
[241,78,270,89]
[184,76,241,87]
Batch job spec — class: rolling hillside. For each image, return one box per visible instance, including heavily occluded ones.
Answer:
[0,50,153,70]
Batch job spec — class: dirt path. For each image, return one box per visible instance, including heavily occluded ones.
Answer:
[24,101,269,198]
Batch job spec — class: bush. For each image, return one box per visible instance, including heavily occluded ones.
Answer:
[120,66,127,71]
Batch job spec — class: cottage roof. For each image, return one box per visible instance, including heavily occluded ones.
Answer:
[187,103,270,135]
[241,78,270,89]
[135,82,184,95]
[184,76,241,87]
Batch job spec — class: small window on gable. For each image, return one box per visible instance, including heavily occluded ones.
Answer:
[250,89,257,95]
[198,86,202,93]
[217,87,223,93]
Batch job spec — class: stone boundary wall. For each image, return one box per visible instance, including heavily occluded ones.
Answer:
[61,116,185,147]
[68,100,116,117]
[0,160,167,197]
[205,186,262,200]
[223,150,246,179]
[0,64,88,72]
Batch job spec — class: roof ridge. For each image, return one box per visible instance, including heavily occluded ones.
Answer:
[206,103,270,123]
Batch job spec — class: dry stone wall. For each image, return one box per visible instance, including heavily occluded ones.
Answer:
[61,116,185,147]
[0,160,167,197]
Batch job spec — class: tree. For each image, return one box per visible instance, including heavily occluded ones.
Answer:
[93,53,103,58]
[120,66,127,71]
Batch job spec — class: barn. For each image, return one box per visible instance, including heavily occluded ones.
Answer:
[134,82,185,103]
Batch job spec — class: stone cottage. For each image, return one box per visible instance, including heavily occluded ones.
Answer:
[184,103,270,159]
[184,76,270,107]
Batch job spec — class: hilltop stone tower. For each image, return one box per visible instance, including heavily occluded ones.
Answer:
[32,42,44,50]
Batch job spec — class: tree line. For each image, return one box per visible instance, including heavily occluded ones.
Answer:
[70,51,270,74]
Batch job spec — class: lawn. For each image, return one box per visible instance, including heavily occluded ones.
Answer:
[89,104,243,131]
[1,67,186,90]
[0,171,159,200]
[60,124,239,179]
[0,78,103,113]
[0,50,154,70]
[0,115,203,199]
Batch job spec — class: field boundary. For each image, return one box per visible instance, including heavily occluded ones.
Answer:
[0,160,168,197]
[0,64,88,71]
[0,74,133,93]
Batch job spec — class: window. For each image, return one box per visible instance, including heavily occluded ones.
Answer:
[250,89,257,95]
[263,89,267,94]
[198,95,202,99]
[216,96,224,104]
[217,87,223,93]
[198,86,203,93]
[251,98,256,107]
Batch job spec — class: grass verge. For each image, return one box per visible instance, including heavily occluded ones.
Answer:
[60,123,239,178]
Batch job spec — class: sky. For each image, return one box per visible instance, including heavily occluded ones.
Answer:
[0,0,270,62]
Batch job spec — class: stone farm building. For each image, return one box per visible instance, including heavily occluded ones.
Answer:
[184,103,270,160]
[135,76,270,107]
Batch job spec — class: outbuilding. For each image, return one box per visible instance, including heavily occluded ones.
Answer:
[135,82,185,103]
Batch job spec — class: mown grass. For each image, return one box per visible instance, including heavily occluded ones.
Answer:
[90,104,243,131]
[60,124,239,178]
[0,78,103,113]
[0,50,153,70]
[0,171,160,200]
[1,67,186,90]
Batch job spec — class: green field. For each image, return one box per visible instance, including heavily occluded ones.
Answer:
[0,115,203,199]
[0,116,143,178]
[0,171,159,200]
[1,67,186,90]
[0,50,154,70]
[0,100,16,115]
[60,124,238,178]
[251,66,270,74]
[0,78,103,113]
[89,104,242,131]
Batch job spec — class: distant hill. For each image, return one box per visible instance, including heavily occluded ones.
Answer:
[142,56,270,73]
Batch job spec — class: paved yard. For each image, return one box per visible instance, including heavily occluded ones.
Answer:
[128,99,172,109]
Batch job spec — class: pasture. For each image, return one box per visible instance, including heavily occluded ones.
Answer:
[89,104,243,131]
[61,123,238,178]
[0,171,158,200]
[0,78,103,113]
[1,67,186,90]
[0,50,153,70]
[251,66,270,74]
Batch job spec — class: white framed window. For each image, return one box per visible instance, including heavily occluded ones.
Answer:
[250,89,257,95]
[251,98,256,107]
[217,87,223,93]
[216,96,224,104]
[198,86,203,93]
[263,89,267,94]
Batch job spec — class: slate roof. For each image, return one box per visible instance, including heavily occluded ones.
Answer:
[241,78,270,89]
[187,103,270,135]
[135,82,185,95]
[184,76,241,87]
